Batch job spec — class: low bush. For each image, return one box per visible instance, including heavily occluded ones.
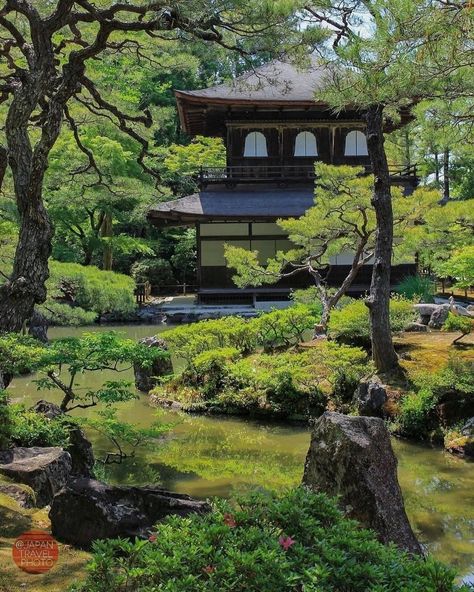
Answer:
[72,487,462,592]
[38,301,97,326]
[0,334,45,376]
[393,387,437,439]
[395,274,435,303]
[158,341,370,419]
[130,257,175,288]
[1,401,71,448]
[46,261,136,321]
[165,305,319,370]
[328,297,415,346]
[255,305,318,350]
[393,357,474,439]
[443,312,473,345]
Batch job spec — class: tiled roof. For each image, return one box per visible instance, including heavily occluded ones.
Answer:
[148,187,315,224]
[175,58,331,104]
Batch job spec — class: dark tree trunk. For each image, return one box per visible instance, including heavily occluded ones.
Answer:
[101,212,113,271]
[0,196,53,333]
[434,150,440,186]
[441,147,450,204]
[365,105,399,373]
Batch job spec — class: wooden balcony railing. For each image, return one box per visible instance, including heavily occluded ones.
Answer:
[197,164,418,186]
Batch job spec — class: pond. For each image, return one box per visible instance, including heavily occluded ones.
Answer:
[6,324,474,582]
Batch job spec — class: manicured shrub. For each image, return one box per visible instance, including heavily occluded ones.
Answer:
[0,334,45,376]
[130,257,175,288]
[164,305,318,370]
[7,404,71,448]
[158,341,369,420]
[394,387,437,439]
[72,487,461,592]
[443,312,473,345]
[255,305,318,350]
[189,347,240,399]
[328,297,415,346]
[395,274,435,303]
[393,358,474,438]
[47,261,136,320]
[38,301,97,326]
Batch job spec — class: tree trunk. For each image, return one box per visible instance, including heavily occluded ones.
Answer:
[0,187,53,333]
[434,150,440,186]
[441,147,450,204]
[101,212,113,271]
[365,105,399,373]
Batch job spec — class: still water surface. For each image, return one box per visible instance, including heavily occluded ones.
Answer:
[7,324,474,580]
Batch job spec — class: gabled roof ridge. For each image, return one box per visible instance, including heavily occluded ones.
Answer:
[175,56,331,103]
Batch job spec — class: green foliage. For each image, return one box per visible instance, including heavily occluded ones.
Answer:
[46,261,136,320]
[395,388,437,439]
[443,313,473,343]
[328,298,415,346]
[165,306,319,372]
[435,246,474,290]
[34,332,167,412]
[395,275,435,303]
[73,487,460,592]
[165,317,258,367]
[82,408,172,464]
[130,257,175,288]
[0,398,71,448]
[254,305,319,350]
[0,392,11,449]
[394,358,474,439]
[38,301,97,327]
[0,334,45,376]
[403,200,474,272]
[160,340,369,419]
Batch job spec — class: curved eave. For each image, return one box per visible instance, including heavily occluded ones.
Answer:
[175,91,330,136]
[147,210,283,227]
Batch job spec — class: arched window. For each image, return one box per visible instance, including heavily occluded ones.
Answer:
[294,131,318,157]
[344,130,368,156]
[243,131,268,157]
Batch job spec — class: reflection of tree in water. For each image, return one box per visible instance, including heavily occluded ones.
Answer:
[155,421,306,489]
[95,419,306,490]
[393,439,474,572]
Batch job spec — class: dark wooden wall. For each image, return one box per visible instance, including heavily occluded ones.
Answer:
[226,124,370,168]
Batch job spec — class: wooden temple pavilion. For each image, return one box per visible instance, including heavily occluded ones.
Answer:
[148,59,418,304]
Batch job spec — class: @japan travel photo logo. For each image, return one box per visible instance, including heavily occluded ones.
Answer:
[12,530,59,574]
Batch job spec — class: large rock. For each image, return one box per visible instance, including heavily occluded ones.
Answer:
[428,305,449,329]
[413,303,450,328]
[405,322,429,332]
[0,447,72,507]
[0,370,12,390]
[302,412,422,555]
[28,309,49,343]
[461,417,474,436]
[0,482,36,508]
[134,336,173,392]
[49,478,211,548]
[413,303,438,325]
[353,377,387,417]
[32,400,95,478]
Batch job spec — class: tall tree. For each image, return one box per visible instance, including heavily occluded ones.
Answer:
[300,0,473,372]
[0,0,300,332]
[225,164,437,333]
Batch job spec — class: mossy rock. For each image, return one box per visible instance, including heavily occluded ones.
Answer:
[0,474,36,508]
[445,435,474,458]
